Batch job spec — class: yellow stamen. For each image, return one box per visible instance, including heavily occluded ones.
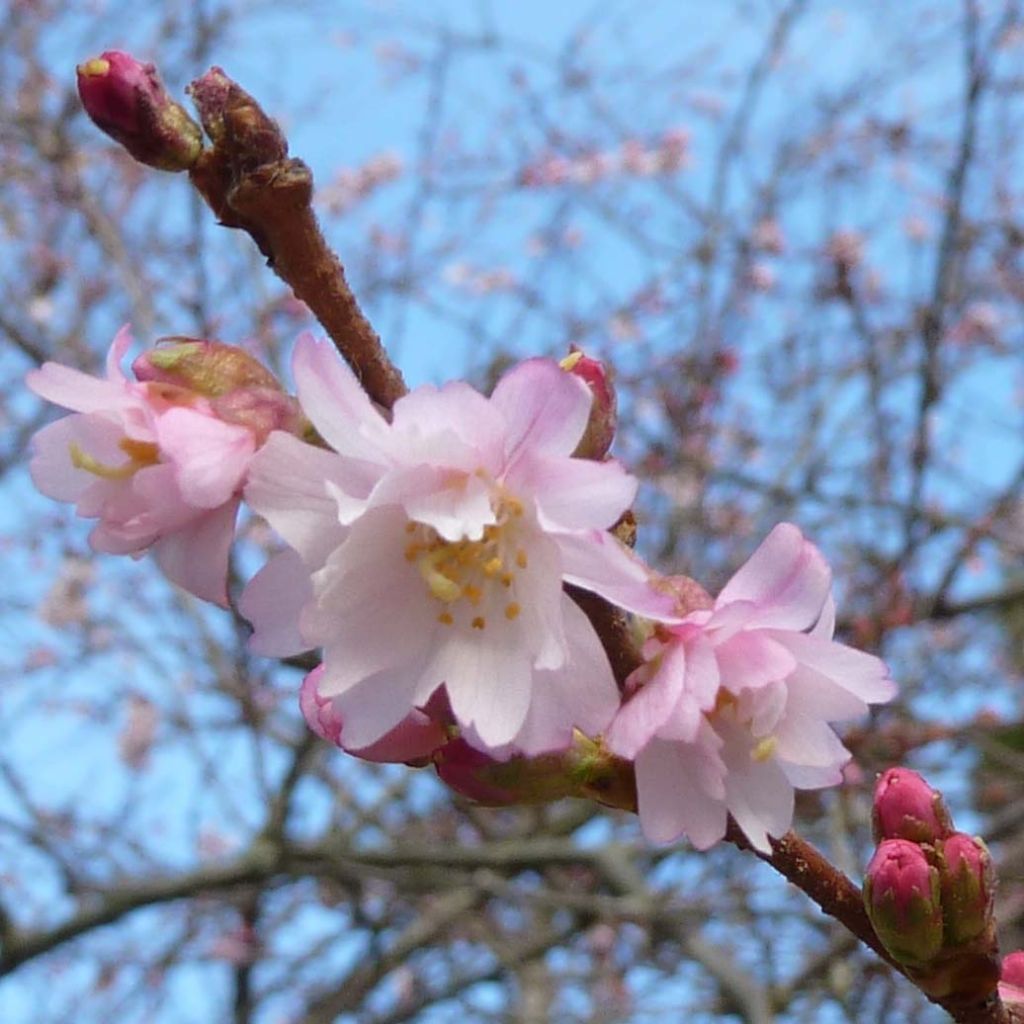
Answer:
[505,602,521,620]
[417,551,463,602]
[482,557,503,576]
[515,549,528,569]
[437,611,454,626]
[471,615,486,630]
[463,584,482,605]
[751,736,778,762]
[69,441,153,481]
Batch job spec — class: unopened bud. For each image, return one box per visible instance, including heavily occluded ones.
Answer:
[939,833,995,948]
[873,767,953,844]
[864,838,943,968]
[76,51,202,171]
[299,669,445,765]
[133,339,281,396]
[560,348,617,459]
[436,732,636,809]
[999,951,1024,1005]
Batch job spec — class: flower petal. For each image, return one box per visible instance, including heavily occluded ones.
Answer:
[157,407,254,508]
[240,549,314,656]
[634,730,728,847]
[291,334,391,463]
[512,597,620,756]
[717,523,832,630]
[245,432,352,567]
[513,453,636,532]
[491,358,592,463]
[152,498,239,606]
[556,530,678,619]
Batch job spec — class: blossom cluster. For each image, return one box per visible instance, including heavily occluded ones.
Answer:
[27,328,895,852]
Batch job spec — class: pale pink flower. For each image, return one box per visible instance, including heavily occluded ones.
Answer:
[607,523,896,852]
[27,327,256,606]
[242,335,674,754]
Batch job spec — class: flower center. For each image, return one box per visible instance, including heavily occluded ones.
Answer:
[404,496,528,631]
[69,437,160,480]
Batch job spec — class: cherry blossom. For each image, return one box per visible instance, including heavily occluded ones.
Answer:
[607,523,896,852]
[27,327,260,606]
[242,334,674,754]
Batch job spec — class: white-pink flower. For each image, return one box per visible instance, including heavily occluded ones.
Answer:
[607,523,896,853]
[27,327,257,606]
[241,335,674,755]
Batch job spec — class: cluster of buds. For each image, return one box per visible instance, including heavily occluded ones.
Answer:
[864,768,999,1002]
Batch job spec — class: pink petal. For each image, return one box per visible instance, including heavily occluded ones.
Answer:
[157,407,255,508]
[556,530,679,619]
[716,715,795,853]
[28,415,115,502]
[512,597,620,756]
[104,324,135,382]
[512,453,637,532]
[291,334,391,463]
[714,632,798,694]
[391,381,505,473]
[152,498,239,606]
[367,463,496,541]
[773,632,896,705]
[607,641,688,759]
[329,663,430,750]
[240,550,314,656]
[717,523,832,630]
[347,709,447,763]
[244,432,352,567]
[491,358,592,464]
[634,732,728,847]
[423,624,534,749]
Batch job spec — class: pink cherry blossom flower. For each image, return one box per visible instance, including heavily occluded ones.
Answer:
[606,523,896,853]
[241,334,674,754]
[27,327,257,606]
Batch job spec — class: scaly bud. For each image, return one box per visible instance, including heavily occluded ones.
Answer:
[864,838,944,968]
[76,51,202,171]
[939,833,995,948]
[133,339,280,396]
[999,951,1024,1005]
[560,348,617,459]
[872,767,953,844]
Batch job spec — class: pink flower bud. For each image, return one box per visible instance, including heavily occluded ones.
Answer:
[939,833,995,948]
[299,669,446,765]
[999,951,1024,1005]
[864,838,943,968]
[872,767,953,844]
[560,349,617,459]
[76,51,202,171]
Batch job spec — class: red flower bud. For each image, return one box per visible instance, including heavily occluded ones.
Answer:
[560,349,617,460]
[939,833,995,948]
[299,669,445,766]
[872,767,953,844]
[1000,951,1024,1005]
[76,51,202,171]
[864,838,943,968]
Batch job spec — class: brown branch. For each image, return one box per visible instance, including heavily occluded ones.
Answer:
[185,68,407,409]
